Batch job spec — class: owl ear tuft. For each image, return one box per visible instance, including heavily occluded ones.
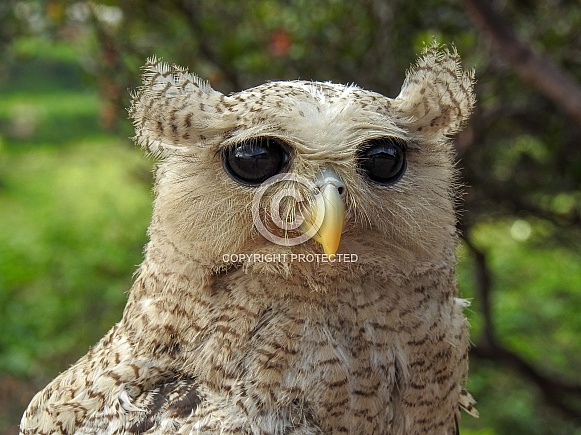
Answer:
[129,57,226,158]
[390,43,475,140]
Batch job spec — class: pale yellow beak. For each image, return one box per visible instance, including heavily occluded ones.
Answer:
[299,168,346,255]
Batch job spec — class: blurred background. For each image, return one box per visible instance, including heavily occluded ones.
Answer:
[0,0,580,433]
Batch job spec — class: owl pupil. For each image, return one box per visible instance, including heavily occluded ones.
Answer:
[223,138,289,185]
[357,138,407,185]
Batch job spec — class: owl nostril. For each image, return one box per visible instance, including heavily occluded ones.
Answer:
[315,167,346,198]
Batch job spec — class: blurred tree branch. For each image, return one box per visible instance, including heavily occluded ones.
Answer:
[461,234,495,345]
[173,0,242,90]
[462,0,581,125]
[472,339,581,423]
[462,229,581,422]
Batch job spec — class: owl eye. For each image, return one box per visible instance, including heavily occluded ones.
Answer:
[222,137,290,185]
[357,137,407,185]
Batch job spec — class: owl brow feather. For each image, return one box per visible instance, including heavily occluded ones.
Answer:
[141,56,215,96]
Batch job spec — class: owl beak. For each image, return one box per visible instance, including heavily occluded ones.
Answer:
[299,168,346,256]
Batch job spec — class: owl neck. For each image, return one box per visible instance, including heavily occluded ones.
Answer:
[121,230,457,364]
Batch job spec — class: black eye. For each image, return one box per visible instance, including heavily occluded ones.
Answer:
[222,137,290,185]
[356,137,407,185]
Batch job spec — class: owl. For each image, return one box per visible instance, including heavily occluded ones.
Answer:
[21,43,477,434]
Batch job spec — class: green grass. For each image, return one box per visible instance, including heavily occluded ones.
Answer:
[0,91,104,148]
[0,139,152,376]
[0,41,153,377]
[0,91,99,118]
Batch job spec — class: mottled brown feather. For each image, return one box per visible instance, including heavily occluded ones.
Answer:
[21,43,476,434]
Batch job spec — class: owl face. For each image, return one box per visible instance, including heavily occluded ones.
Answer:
[130,45,474,273]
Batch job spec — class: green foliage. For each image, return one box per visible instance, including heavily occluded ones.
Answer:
[0,140,151,376]
[458,220,581,434]
[0,33,152,380]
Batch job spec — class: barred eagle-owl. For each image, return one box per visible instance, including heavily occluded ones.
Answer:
[21,43,477,434]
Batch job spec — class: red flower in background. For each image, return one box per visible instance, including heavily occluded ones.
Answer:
[269,29,292,57]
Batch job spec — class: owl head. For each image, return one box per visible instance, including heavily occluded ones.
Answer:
[129,44,475,280]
